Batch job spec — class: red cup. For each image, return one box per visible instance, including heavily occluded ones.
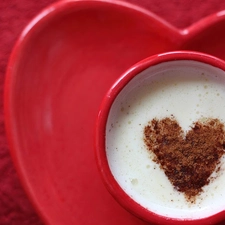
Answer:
[95,51,225,225]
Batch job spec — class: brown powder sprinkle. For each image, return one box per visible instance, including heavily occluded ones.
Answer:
[144,117,225,202]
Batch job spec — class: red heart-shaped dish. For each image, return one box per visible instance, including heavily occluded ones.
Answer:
[4,1,225,225]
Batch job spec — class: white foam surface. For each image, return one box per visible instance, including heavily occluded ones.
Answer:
[106,60,225,219]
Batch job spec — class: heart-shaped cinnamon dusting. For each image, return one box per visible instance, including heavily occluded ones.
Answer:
[144,117,225,202]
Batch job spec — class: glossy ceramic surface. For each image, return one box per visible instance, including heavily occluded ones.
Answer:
[4,0,225,225]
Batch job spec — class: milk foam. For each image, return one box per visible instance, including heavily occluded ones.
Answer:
[106,60,225,219]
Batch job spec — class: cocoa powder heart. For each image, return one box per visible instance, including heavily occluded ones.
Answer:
[144,117,225,201]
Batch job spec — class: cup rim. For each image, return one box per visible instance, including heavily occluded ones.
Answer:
[95,50,225,225]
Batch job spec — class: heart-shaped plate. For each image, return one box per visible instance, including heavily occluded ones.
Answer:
[4,0,225,225]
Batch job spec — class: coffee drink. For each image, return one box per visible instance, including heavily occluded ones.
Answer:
[106,60,225,219]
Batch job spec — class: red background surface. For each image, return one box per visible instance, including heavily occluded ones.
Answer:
[2,0,225,224]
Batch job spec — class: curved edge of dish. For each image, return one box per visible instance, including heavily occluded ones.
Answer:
[180,9,225,38]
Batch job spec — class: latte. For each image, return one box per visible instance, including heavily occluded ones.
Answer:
[106,60,225,219]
